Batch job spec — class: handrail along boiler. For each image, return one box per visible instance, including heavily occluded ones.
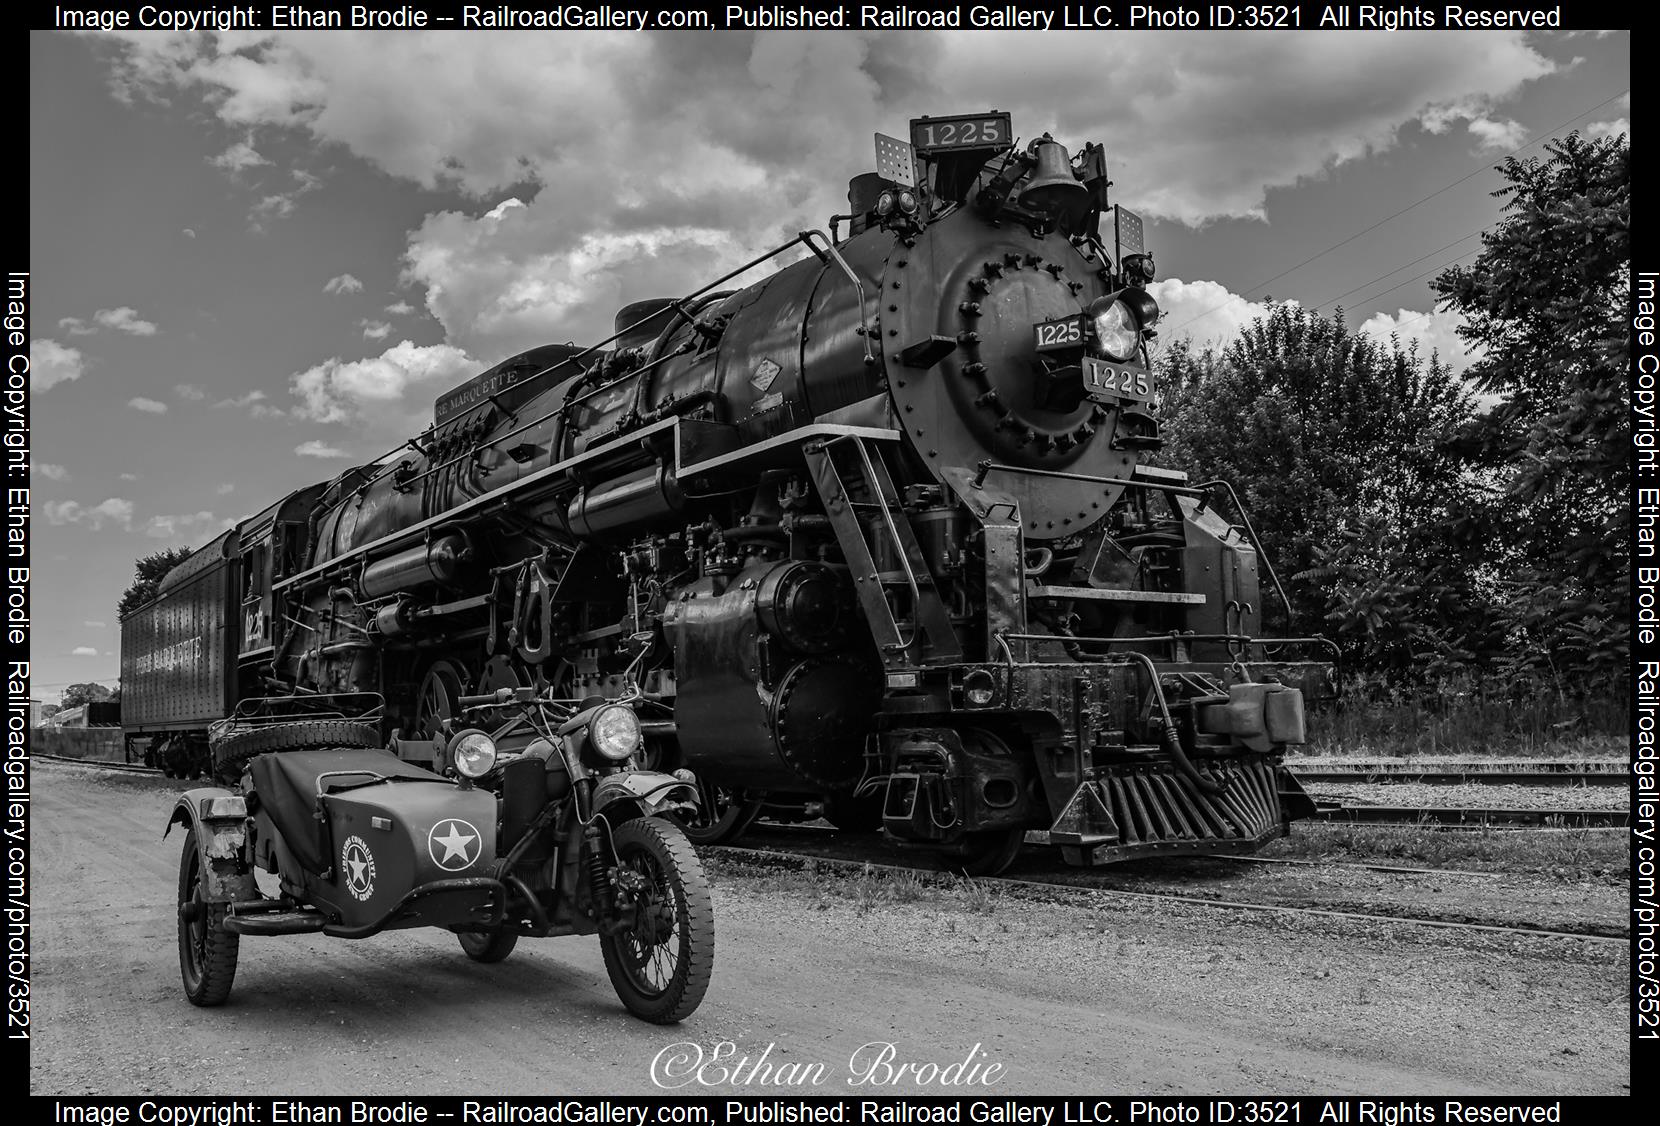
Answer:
[124,111,1329,874]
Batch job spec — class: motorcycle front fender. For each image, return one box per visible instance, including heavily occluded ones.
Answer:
[591,771,698,822]
[165,788,254,903]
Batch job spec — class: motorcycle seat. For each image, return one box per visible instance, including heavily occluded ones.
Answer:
[251,747,444,875]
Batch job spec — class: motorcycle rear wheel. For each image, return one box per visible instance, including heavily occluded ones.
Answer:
[598,818,714,1024]
[177,827,239,1006]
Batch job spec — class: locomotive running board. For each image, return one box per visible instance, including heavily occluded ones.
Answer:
[276,418,901,595]
[1049,757,1297,866]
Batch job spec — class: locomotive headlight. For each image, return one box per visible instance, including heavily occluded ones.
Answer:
[451,730,497,779]
[963,669,998,709]
[875,190,896,217]
[1089,297,1142,362]
[589,704,642,761]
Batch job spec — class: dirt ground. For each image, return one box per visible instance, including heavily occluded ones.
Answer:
[28,761,1630,1096]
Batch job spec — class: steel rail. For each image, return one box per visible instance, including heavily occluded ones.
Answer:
[1311,804,1628,829]
[33,751,162,775]
[1291,767,1627,787]
[702,842,1627,945]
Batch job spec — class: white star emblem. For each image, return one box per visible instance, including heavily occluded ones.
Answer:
[428,819,481,870]
[341,835,376,901]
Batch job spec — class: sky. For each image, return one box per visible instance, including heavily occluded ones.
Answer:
[26,27,1631,701]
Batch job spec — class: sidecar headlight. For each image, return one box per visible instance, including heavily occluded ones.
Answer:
[451,730,497,778]
[589,705,641,761]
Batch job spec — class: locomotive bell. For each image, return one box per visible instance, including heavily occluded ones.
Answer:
[1018,140,1088,220]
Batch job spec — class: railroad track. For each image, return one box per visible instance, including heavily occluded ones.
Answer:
[703,839,1626,946]
[1287,760,1627,786]
[32,753,1627,826]
[32,751,162,775]
[1309,803,1628,828]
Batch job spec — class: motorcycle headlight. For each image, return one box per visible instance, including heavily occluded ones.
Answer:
[1089,297,1142,362]
[589,705,641,762]
[451,730,497,779]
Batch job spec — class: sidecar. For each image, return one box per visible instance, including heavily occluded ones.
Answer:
[169,739,508,1006]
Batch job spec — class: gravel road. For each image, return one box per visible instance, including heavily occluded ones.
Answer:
[29,761,1629,1096]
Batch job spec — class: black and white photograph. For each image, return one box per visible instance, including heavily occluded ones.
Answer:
[22,12,1632,1099]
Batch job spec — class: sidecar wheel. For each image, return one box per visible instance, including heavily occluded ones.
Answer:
[598,818,714,1024]
[177,827,239,1007]
[457,930,518,963]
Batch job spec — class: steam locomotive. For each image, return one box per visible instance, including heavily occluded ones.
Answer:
[122,111,1330,875]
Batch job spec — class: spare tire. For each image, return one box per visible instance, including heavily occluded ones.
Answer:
[211,720,381,784]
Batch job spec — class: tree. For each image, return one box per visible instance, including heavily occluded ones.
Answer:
[117,547,194,620]
[1156,304,1491,678]
[60,682,114,709]
[1433,131,1630,692]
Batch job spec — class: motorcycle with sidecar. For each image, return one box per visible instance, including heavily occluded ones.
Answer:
[168,674,715,1023]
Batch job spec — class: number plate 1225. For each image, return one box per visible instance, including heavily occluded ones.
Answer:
[1084,356,1153,402]
[1033,316,1084,353]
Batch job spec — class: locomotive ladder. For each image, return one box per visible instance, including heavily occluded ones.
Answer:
[803,435,961,670]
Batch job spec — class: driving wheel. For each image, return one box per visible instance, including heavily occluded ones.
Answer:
[415,660,468,741]
[670,775,762,845]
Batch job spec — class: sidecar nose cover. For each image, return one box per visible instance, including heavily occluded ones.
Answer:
[251,747,442,875]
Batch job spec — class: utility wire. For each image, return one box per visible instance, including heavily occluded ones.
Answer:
[1162,87,1630,338]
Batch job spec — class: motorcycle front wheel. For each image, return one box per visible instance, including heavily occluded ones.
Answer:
[177,827,239,1006]
[598,818,714,1024]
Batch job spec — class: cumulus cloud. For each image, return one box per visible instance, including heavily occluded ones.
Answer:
[60,307,160,336]
[183,227,197,238]
[145,510,219,539]
[1464,115,1528,151]
[360,319,392,340]
[119,472,139,482]
[290,339,474,425]
[174,383,207,400]
[214,389,267,408]
[31,340,86,390]
[1358,307,1483,373]
[216,483,236,495]
[96,30,1556,369]
[98,307,160,335]
[324,273,364,295]
[42,497,134,530]
[385,301,414,316]
[128,397,168,414]
[295,440,350,458]
[209,138,269,174]
[1148,278,1290,351]
[1586,117,1629,141]
[34,463,69,481]
[71,646,99,657]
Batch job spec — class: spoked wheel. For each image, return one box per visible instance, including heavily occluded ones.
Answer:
[670,776,762,845]
[457,929,519,963]
[177,827,239,1006]
[946,827,1025,877]
[415,660,468,768]
[598,818,714,1024]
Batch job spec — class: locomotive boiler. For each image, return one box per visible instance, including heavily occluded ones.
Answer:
[124,111,1329,873]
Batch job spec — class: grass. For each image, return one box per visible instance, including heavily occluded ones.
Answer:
[711,854,1007,917]
[1301,677,1628,759]
[1266,821,1628,878]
